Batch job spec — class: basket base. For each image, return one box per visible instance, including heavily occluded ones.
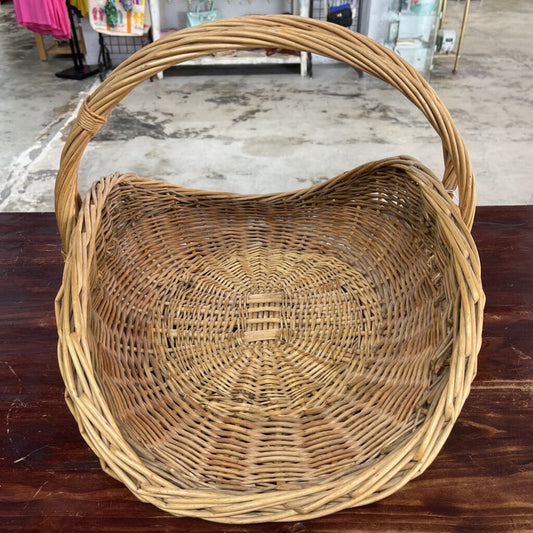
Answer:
[84,163,455,492]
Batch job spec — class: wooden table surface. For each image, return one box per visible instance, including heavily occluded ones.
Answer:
[1,207,531,532]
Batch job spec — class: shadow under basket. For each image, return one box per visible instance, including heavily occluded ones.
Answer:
[55,17,484,524]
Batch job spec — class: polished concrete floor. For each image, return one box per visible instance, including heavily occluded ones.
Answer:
[1,0,532,211]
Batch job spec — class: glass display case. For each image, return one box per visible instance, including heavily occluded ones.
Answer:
[360,0,441,79]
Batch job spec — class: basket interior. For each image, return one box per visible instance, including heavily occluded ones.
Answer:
[87,163,456,492]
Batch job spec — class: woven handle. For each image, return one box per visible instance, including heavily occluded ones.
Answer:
[56,15,475,252]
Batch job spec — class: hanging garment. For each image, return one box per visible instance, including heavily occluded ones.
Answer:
[70,0,89,17]
[89,0,151,36]
[14,0,71,40]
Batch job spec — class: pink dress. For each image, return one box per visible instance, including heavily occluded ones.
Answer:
[13,0,71,40]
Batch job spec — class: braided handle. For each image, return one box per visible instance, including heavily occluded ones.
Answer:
[55,15,475,253]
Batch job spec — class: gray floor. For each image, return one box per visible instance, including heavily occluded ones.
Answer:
[1,0,532,211]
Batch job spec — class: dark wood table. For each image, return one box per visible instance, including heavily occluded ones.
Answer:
[1,208,531,532]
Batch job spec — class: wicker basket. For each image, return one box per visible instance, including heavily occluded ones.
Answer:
[55,16,484,524]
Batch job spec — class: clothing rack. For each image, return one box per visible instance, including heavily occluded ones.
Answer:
[56,0,99,80]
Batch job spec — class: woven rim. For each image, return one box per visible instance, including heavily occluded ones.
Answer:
[56,158,484,523]
[54,17,484,523]
[56,15,475,254]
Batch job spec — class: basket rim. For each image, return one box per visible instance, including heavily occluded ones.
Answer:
[55,155,484,523]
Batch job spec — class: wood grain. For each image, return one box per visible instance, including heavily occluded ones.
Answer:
[0,207,531,532]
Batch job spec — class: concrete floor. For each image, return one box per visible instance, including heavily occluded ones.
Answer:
[1,0,532,211]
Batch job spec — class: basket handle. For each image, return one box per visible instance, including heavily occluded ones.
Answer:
[56,15,475,253]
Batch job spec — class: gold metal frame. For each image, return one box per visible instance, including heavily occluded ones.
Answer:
[433,0,471,72]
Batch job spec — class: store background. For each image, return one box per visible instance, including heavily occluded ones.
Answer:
[1,0,532,211]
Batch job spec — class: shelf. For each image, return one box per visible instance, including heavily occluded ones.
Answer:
[156,1,311,76]
[434,0,471,72]
[183,50,302,67]
[434,52,458,58]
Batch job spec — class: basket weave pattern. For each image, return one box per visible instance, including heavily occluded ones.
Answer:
[55,17,484,523]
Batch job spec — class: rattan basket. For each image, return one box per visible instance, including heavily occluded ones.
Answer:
[55,16,484,524]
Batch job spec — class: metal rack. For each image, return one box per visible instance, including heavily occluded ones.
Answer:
[98,32,153,80]
[433,0,471,72]
[55,0,99,80]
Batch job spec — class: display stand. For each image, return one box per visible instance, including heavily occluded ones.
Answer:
[164,0,312,77]
[98,32,153,81]
[433,0,471,72]
[55,0,99,80]
[34,23,86,62]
